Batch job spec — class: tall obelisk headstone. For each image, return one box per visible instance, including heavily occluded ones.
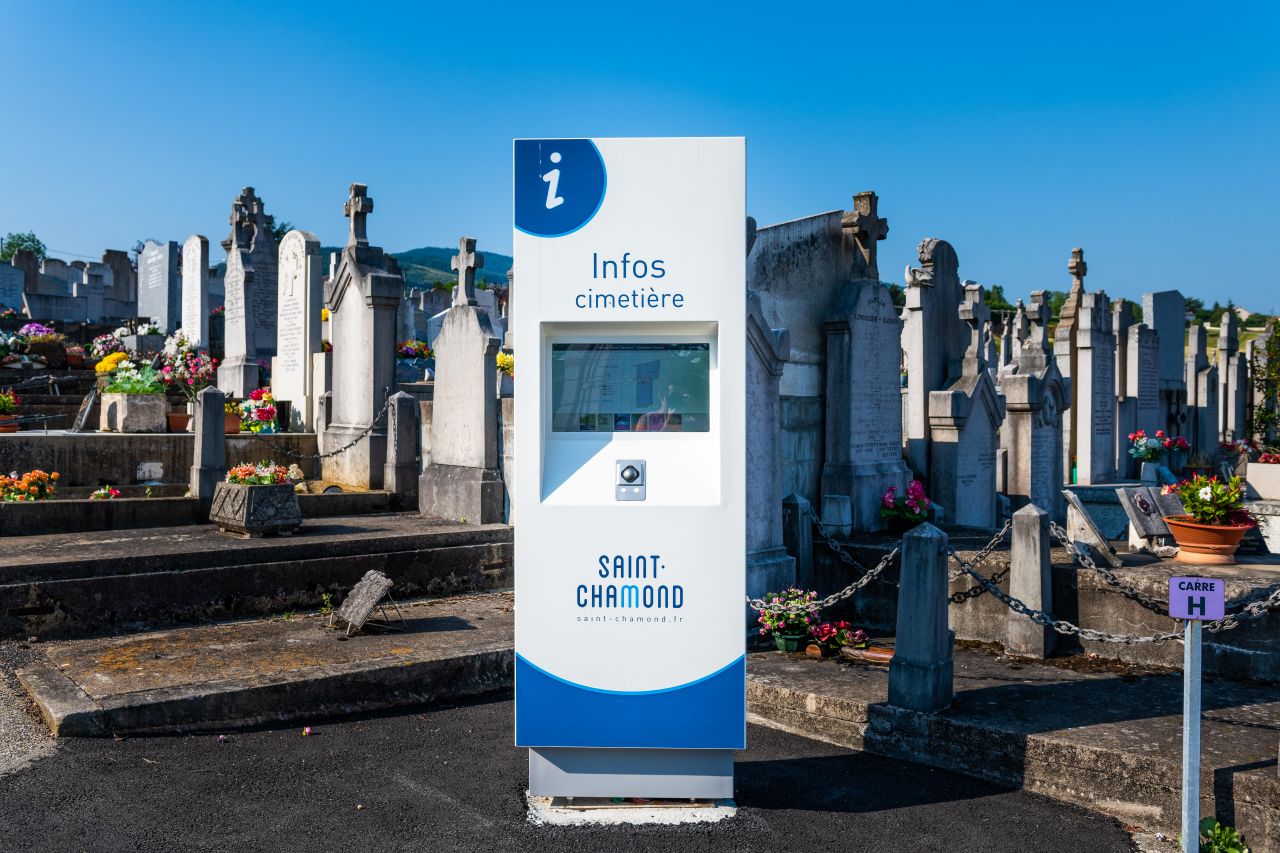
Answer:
[181,235,209,347]
[272,230,324,431]
[216,201,260,397]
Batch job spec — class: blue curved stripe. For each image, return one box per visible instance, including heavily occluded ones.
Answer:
[517,654,742,696]
[515,653,745,749]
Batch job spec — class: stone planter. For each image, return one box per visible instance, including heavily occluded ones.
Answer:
[208,482,302,538]
[1246,462,1280,501]
[1165,515,1251,565]
[99,392,167,433]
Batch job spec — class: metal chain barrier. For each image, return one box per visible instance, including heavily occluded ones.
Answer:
[238,394,395,461]
[0,373,82,392]
[747,505,900,613]
[945,520,1012,603]
[1048,521,1171,616]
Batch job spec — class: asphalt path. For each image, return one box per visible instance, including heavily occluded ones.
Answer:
[0,694,1133,852]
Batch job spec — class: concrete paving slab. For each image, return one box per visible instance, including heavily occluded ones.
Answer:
[19,592,514,736]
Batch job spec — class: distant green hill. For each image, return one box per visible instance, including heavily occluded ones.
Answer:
[314,245,512,292]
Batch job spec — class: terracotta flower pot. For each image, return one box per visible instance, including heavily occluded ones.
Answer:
[0,414,17,433]
[167,412,192,433]
[224,413,242,434]
[1165,515,1251,565]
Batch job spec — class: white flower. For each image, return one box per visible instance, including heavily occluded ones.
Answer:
[113,326,131,339]
[1199,486,1213,500]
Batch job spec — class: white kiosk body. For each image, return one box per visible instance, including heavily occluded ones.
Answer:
[513,137,746,798]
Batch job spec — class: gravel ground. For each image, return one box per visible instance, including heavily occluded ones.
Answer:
[0,639,57,778]
[0,692,1137,853]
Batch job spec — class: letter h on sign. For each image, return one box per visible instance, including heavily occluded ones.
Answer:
[1168,577,1225,621]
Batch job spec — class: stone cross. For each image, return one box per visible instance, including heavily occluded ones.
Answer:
[228,202,252,250]
[344,183,374,248]
[1068,247,1087,291]
[958,284,990,364]
[451,237,484,307]
[841,191,889,281]
[1026,291,1051,355]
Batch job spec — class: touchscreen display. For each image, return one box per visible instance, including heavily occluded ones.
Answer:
[550,343,710,432]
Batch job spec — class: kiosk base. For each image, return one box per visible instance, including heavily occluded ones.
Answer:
[528,748,734,799]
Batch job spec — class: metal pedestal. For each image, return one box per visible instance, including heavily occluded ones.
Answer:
[529,748,734,799]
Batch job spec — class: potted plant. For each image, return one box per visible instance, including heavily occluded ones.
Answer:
[158,331,218,432]
[224,400,242,434]
[1163,474,1256,565]
[209,461,302,538]
[756,588,819,652]
[18,323,67,369]
[65,344,86,366]
[0,469,58,501]
[805,621,869,658]
[1127,429,1165,482]
[98,361,168,433]
[239,388,277,434]
[1247,450,1280,501]
[0,389,18,433]
[880,479,931,533]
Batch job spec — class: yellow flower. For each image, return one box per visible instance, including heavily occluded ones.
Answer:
[321,308,330,321]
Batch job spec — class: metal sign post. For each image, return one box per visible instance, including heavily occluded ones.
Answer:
[1168,576,1225,852]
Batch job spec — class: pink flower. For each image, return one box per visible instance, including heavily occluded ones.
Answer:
[881,486,897,509]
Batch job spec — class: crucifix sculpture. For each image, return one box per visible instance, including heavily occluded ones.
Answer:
[227,202,252,250]
[1026,291,1051,355]
[1068,247,1087,293]
[451,236,484,307]
[841,191,889,281]
[344,183,373,248]
[958,283,990,364]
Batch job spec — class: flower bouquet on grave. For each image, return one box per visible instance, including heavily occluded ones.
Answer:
[1127,430,1166,462]
[89,485,122,500]
[0,469,58,501]
[158,331,218,404]
[239,388,277,434]
[880,479,931,533]
[1162,474,1256,564]
[757,588,819,653]
[0,390,19,433]
[212,461,302,537]
[226,462,291,486]
[90,333,125,360]
[397,340,431,360]
[805,621,869,658]
[496,351,514,378]
[0,307,17,319]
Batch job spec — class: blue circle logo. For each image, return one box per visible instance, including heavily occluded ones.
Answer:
[515,139,607,238]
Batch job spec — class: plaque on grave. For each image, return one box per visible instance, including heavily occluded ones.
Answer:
[1063,489,1123,567]
[1117,486,1170,539]
[331,570,402,636]
[1153,489,1186,518]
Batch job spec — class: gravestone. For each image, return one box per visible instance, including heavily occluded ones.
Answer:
[1142,290,1188,438]
[1000,291,1070,520]
[332,569,396,635]
[321,183,403,490]
[189,386,226,503]
[1054,248,1088,481]
[888,524,952,713]
[1118,486,1171,539]
[216,200,261,398]
[821,192,910,533]
[1116,320,1161,479]
[997,310,1013,372]
[1185,324,1220,459]
[1069,291,1116,485]
[272,230,324,432]
[1007,504,1053,658]
[502,268,515,352]
[901,237,967,479]
[0,265,23,311]
[927,284,1005,529]
[396,292,416,344]
[418,237,503,523]
[136,240,181,331]
[181,235,209,347]
[1063,489,1122,568]
[218,187,279,360]
[1218,312,1249,442]
[102,248,136,304]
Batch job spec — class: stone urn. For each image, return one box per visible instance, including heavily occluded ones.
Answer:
[99,392,167,433]
[1165,516,1251,565]
[208,482,302,538]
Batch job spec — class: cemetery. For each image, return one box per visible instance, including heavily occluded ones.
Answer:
[2,168,1278,851]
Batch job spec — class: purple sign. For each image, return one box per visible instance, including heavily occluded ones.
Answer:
[1168,577,1225,621]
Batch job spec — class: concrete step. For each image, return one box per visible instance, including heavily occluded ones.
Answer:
[18,592,514,736]
[0,513,513,636]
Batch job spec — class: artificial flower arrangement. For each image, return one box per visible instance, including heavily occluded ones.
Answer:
[158,331,218,402]
[239,388,277,433]
[0,469,58,501]
[1259,451,1280,465]
[1220,438,1256,456]
[1128,429,1164,461]
[810,621,869,651]
[397,340,431,359]
[881,479,931,525]
[496,351,514,377]
[0,390,18,415]
[321,339,332,353]
[89,485,122,500]
[211,305,225,317]
[17,322,56,339]
[0,307,17,319]
[90,333,125,360]
[95,351,130,374]
[225,461,290,486]
[103,362,165,395]
[756,588,819,643]
[116,321,163,338]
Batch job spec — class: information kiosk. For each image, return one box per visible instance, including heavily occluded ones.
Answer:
[513,137,746,798]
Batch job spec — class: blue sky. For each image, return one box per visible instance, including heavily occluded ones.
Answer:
[3,2,1278,310]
